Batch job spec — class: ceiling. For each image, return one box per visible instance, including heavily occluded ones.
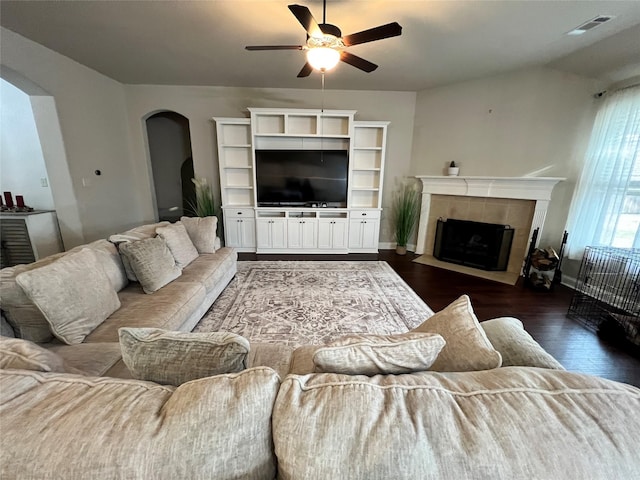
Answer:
[2,0,640,91]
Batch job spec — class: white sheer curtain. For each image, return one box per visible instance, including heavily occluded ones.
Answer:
[565,86,640,259]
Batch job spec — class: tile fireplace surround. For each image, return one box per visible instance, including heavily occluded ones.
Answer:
[414,176,565,278]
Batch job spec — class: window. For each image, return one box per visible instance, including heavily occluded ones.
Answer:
[565,86,640,258]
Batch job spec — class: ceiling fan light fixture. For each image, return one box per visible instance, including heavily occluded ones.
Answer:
[306,47,340,71]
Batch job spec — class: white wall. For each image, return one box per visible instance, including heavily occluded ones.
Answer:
[0,79,55,210]
[411,67,605,247]
[124,85,417,243]
[1,28,141,245]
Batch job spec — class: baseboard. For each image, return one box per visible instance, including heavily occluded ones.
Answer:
[561,274,577,290]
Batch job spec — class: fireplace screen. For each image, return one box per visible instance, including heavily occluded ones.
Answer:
[433,219,515,271]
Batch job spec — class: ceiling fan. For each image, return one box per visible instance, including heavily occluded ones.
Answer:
[245,1,402,77]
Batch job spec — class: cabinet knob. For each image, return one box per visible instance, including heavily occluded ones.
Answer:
[362,213,367,216]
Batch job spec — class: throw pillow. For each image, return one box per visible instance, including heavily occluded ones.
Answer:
[313,332,446,375]
[109,233,147,282]
[0,336,66,372]
[155,222,199,268]
[480,317,565,370]
[118,237,182,294]
[15,248,121,345]
[412,295,502,371]
[119,328,250,385]
[180,216,218,254]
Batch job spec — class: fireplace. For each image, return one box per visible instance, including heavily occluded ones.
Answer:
[413,176,565,282]
[433,219,514,271]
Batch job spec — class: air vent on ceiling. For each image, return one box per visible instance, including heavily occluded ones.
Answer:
[567,15,615,35]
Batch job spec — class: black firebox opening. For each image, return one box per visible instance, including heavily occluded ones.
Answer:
[433,219,515,271]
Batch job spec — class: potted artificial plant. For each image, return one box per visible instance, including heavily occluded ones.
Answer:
[188,178,216,217]
[447,161,460,176]
[391,182,421,255]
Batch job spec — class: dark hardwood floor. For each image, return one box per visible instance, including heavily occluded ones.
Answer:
[239,250,640,387]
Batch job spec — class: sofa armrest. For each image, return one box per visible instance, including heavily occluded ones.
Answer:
[481,317,564,370]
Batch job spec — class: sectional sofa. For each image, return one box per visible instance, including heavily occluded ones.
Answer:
[0,218,237,375]
[0,221,639,479]
[1,319,639,479]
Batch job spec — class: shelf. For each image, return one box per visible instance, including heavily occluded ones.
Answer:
[224,165,252,170]
[221,144,252,148]
[254,133,350,139]
[353,147,383,151]
[225,186,253,190]
[351,187,380,192]
[352,167,381,172]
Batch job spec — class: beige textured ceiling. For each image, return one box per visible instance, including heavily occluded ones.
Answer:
[1,0,639,91]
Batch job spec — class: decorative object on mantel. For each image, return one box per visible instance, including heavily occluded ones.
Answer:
[447,161,460,176]
[391,181,420,255]
[1,192,33,212]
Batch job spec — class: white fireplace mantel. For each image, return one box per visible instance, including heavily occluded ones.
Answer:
[414,176,565,255]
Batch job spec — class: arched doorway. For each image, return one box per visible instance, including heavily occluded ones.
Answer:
[145,111,194,222]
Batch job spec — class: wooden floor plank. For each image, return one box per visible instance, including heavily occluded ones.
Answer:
[238,250,640,387]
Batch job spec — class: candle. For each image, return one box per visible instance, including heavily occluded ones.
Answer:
[16,195,25,208]
[3,192,13,208]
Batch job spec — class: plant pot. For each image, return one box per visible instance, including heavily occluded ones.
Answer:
[396,245,408,255]
[447,167,460,176]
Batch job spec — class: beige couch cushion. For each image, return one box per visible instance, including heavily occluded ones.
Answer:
[0,336,67,373]
[46,342,124,376]
[289,345,319,375]
[0,253,66,343]
[69,239,128,291]
[156,222,199,268]
[119,237,182,294]
[481,317,565,369]
[273,368,640,479]
[313,333,446,375]
[84,281,206,343]
[119,328,250,385]
[181,215,218,253]
[109,221,170,282]
[175,248,236,293]
[15,249,121,345]
[412,294,502,371]
[0,367,280,479]
[247,343,295,379]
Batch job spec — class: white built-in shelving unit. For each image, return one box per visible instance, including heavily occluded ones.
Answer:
[214,108,388,254]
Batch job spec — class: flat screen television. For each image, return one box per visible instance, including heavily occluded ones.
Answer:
[255,150,348,207]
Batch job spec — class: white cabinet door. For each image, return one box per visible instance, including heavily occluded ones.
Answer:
[257,218,287,249]
[239,218,256,249]
[318,218,348,249]
[223,208,256,251]
[332,219,349,249]
[271,219,287,249]
[348,219,379,250]
[317,219,334,249]
[287,219,317,249]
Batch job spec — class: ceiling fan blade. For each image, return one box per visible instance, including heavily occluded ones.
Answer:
[288,4,323,38]
[245,45,304,51]
[342,22,402,47]
[340,51,378,73]
[297,62,313,78]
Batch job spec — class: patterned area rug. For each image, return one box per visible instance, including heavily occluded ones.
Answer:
[194,261,434,346]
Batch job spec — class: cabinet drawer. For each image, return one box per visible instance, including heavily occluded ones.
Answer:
[224,208,255,218]
[349,210,380,219]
